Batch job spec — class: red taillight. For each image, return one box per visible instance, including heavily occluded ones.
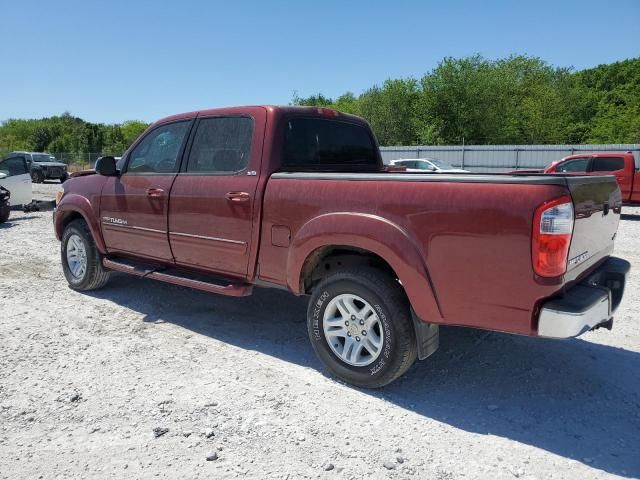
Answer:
[532,196,574,277]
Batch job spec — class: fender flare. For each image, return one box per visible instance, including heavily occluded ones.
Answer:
[54,194,107,254]
[287,212,442,322]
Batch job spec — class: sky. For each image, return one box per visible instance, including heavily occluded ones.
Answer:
[1,0,639,124]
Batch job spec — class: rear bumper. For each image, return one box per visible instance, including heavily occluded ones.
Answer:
[537,257,630,338]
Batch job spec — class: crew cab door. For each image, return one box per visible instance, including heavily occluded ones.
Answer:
[589,155,630,201]
[168,110,265,279]
[0,156,32,206]
[100,120,192,261]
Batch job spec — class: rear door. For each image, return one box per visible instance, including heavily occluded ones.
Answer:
[0,156,32,206]
[168,109,265,279]
[589,155,630,200]
[100,120,192,261]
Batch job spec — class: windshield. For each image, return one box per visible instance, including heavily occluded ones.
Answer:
[32,154,57,163]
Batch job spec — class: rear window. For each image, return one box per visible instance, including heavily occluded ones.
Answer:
[591,156,625,172]
[282,118,379,171]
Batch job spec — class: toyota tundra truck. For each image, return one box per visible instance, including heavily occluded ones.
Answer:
[53,106,630,388]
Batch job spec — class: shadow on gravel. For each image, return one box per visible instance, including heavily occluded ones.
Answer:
[0,214,38,229]
[86,274,640,478]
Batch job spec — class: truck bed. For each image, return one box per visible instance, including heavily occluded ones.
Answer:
[258,171,621,336]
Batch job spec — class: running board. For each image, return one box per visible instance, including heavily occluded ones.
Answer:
[103,258,253,297]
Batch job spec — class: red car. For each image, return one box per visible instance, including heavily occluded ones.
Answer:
[543,152,640,205]
[54,106,629,387]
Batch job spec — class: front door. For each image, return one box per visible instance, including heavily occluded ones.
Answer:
[168,111,265,279]
[100,120,192,261]
[0,156,32,206]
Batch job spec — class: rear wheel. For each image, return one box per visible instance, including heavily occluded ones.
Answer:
[61,219,111,291]
[307,267,417,388]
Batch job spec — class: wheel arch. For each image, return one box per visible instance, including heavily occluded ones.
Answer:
[288,212,442,322]
[55,195,107,254]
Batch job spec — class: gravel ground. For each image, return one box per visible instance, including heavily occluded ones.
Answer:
[1,187,639,479]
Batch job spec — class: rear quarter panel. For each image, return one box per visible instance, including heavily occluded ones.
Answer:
[259,176,568,335]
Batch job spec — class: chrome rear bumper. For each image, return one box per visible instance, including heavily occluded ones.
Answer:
[537,257,630,339]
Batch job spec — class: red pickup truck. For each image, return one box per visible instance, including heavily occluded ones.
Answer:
[54,106,630,388]
[529,152,639,205]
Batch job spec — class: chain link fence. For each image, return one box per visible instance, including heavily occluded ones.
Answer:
[50,152,121,172]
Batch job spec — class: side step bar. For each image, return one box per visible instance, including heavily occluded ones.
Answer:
[103,258,253,297]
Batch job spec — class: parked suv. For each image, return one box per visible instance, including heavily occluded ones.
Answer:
[4,151,68,183]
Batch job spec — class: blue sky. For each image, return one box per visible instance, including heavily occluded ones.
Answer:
[1,0,638,124]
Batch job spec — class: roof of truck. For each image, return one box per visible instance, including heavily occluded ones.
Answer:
[152,105,368,127]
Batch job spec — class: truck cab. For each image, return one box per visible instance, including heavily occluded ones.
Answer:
[545,152,640,205]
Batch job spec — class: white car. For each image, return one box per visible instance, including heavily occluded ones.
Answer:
[390,158,469,173]
[0,155,33,206]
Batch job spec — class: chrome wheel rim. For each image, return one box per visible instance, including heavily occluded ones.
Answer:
[66,234,87,279]
[323,293,384,367]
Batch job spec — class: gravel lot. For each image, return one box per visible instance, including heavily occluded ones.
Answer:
[1,184,639,479]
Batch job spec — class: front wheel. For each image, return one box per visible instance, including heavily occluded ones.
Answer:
[31,170,44,183]
[307,268,417,388]
[60,173,68,183]
[61,219,111,291]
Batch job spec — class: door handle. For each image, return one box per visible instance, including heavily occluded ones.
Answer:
[225,191,250,202]
[146,188,165,197]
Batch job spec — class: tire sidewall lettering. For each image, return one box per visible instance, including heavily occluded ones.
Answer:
[314,287,393,378]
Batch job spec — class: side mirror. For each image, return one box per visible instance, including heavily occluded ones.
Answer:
[95,156,118,176]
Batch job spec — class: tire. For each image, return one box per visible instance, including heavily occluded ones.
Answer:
[0,205,9,223]
[307,267,417,388]
[60,173,68,183]
[31,170,44,183]
[61,219,111,291]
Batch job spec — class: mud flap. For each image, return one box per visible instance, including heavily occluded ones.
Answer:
[411,309,439,360]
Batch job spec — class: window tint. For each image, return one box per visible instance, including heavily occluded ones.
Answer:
[282,118,378,170]
[0,157,28,176]
[186,117,253,173]
[591,156,625,172]
[127,121,190,174]
[557,158,588,173]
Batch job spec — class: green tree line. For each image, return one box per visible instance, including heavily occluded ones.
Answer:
[0,113,149,162]
[1,55,637,158]
[293,55,640,146]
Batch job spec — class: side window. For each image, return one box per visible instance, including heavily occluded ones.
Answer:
[186,117,253,173]
[126,122,190,174]
[557,158,589,173]
[591,156,625,172]
[0,157,29,176]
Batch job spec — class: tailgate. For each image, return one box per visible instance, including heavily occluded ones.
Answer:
[565,175,622,280]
